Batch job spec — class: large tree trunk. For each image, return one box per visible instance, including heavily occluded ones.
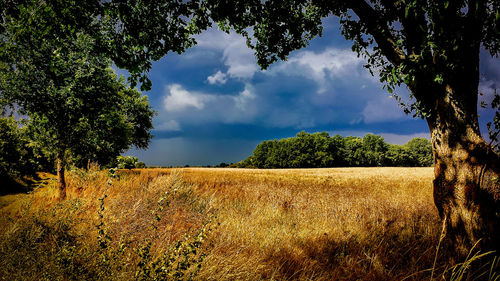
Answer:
[56,151,66,200]
[426,84,500,257]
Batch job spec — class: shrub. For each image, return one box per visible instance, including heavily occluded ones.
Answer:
[116,155,139,169]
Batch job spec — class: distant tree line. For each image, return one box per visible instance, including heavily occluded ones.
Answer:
[236,131,433,168]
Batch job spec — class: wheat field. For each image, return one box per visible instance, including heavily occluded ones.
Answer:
[0,167,448,280]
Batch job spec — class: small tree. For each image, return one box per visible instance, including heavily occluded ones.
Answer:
[0,30,155,199]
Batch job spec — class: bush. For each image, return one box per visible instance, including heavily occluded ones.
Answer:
[116,155,139,169]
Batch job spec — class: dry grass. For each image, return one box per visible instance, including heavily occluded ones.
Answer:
[178,167,439,280]
[0,167,448,280]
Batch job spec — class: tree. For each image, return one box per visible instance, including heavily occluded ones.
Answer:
[329,134,346,167]
[0,28,155,199]
[406,137,433,166]
[362,134,388,166]
[344,136,365,166]
[385,144,412,166]
[245,133,431,168]
[202,0,500,255]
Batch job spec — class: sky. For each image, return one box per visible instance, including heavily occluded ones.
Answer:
[126,17,500,167]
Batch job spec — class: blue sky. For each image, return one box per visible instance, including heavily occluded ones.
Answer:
[127,18,500,167]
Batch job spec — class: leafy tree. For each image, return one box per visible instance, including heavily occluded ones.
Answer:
[203,0,500,255]
[344,136,365,166]
[236,155,256,168]
[329,134,346,167]
[289,131,327,167]
[406,137,433,166]
[0,29,155,199]
[362,134,388,166]
[247,132,430,169]
[252,140,270,168]
[385,144,412,166]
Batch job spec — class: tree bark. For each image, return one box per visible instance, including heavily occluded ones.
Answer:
[426,84,500,257]
[56,151,66,200]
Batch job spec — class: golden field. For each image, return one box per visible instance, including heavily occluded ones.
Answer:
[0,167,454,280]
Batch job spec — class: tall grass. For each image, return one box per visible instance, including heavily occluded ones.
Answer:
[0,167,497,280]
[0,168,212,280]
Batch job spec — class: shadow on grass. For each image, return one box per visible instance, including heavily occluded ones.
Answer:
[264,214,441,280]
[0,175,33,196]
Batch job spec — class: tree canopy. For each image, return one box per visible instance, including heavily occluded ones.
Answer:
[239,132,433,168]
[0,30,155,167]
[0,14,155,197]
[0,0,211,90]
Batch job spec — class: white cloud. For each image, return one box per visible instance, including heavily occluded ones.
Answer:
[207,70,228,84]
[196,27,258,81]
[163,84,211,112]
[155,120,181,131]
[233,85,256,110]
[222,39,258,79]
[271,48,370,93]
[362,95,405,123]
[160,83,259,124]
[196,29,375,94]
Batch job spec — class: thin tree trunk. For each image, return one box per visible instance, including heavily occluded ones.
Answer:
[426,85,500,257]
[57,151,66,200]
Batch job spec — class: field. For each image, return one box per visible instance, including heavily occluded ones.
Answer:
[0,167,458,280]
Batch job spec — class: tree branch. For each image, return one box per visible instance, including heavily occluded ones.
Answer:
[347,0,406,66]
[399,1,428,57]
[465,0,487,46]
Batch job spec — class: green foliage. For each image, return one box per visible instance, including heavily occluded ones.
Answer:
[245,131,433,168]
[0,25,155,169]
[134,223,212,281]
[406,137,433,167]
[0,0,210,90]
[385,144,412,167]
[0,117,35,179]
[117,156,144,169]
[235,156,256,168]
[487,89,500,151]
[0,116,50,193]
